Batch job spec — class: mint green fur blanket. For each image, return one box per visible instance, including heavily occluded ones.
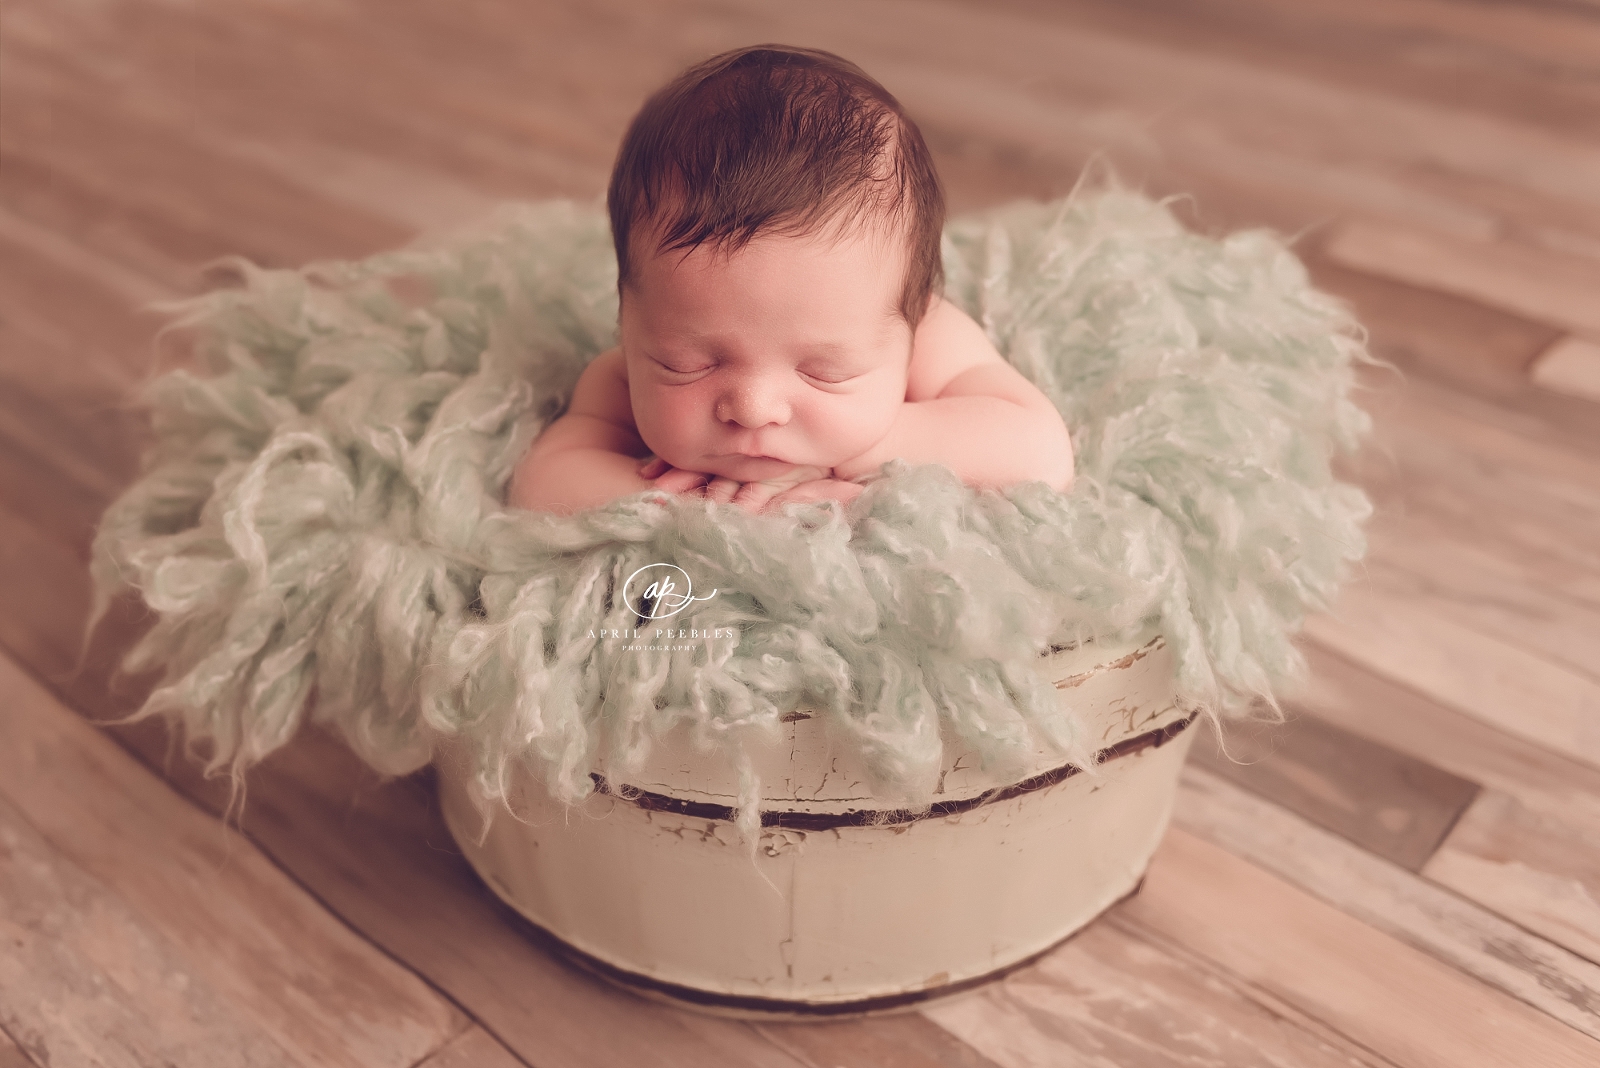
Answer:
[91,190,1371,833]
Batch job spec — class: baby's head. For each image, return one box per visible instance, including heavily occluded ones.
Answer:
[607,45,945,482]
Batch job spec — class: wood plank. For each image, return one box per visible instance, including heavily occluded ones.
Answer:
[1425,789,1600,967]
[0,651,467,1068]
[1360,521,1600,686]
[1362,369,1600,504]
[1303,578,1600,772]
[1337,376,1600,608]
[1299,257,1600,453]
[1305,254,1557,386]
[0,501,97,678]
[1189,712,1478,871]
[0,420,116,558]
[1177,765,1600,1039]
[1118,828,1600,1068]
[775,0,1600,233]
[62,710,818,1068]
[1324,221,1600,338]
[759,1015,1005,1068]
[924,917,1388,1068]
[0,202,173,309]
[1533,336,1600,405]
[0,228,167,371]
[0,50,410,272]
[0,789,305,1068]
[0,3,618,228]
[0,1028,34,1068]
[1291,642,1600,985]
[974,0,1600,140]
[1295,641,1600,818]
[413,1026,527,1068]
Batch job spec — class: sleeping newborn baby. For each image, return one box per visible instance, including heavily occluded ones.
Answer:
[508,45,1074,516]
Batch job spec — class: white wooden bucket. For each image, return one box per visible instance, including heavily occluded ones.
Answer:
[437,628,1197,1017]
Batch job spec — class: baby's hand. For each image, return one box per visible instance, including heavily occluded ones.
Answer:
[764,478,865,510]
[725,463,831,513]
[636,456,859,513]
[638,455,710,495]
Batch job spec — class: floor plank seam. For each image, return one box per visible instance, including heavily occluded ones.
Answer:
[1103,912,1407,1068]
[1303,636,1600,780]
[1179,769,1600,1038]
[0,638,543,1068]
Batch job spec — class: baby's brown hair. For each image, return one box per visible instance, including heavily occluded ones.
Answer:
[608,45,946,328]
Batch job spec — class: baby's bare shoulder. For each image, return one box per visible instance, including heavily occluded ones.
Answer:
[522,347,644,461]
[906,297,1010,402]
[907,298,1062,413]
[567,347,635,427]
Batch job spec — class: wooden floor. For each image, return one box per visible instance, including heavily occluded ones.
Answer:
[3,1,1599,1065]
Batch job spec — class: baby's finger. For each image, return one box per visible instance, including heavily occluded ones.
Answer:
[654,469,709,493]
[769,479,866,510]
[732,480,782,513]
[638,456,669,480]
[704,475,742,504]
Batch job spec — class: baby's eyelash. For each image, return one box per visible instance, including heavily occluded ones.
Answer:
[654,358,711,374]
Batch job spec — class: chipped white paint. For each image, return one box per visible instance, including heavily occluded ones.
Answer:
[437,629,1194,1012]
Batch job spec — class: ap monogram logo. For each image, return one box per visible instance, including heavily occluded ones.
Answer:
[622,563,719,622]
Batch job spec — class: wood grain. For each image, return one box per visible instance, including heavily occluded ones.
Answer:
[0,652,468,1068]
[1324,222,1600,338]
[1533,336,1600,405]
[979,0,1600,140]
[760,1015,1007,1068]
[1295,641,1600,830]
[0,1028,34,1068]
[1301,255,1600,454]
[1189,713,1478,871]
[924,918,1384,1068]
[1425,789,1600,967]
[1176,766,1600,1039]
[1304,579,1600,772]
[1358,522,1600,686]
[64,695,991,1068]
[0,790,305,1068]
[1349,376,1600,589]
[412,1027,527,1068]
[1119,828,1600,1068]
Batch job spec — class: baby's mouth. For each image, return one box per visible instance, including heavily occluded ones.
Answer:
[716,452,791,473]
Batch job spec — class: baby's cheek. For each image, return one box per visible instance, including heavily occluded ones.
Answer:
[814,394,899,458]
[633,387,706,465]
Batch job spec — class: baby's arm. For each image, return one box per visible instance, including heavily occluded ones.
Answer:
[506,348,660,514]
[831,298,1075,492]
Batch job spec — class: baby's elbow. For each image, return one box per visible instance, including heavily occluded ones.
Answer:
[1044,443,1075,493]
[1033,407,1075,493]
[505,463,542,511]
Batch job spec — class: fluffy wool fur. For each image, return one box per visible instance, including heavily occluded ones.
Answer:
[91,188,1371,836]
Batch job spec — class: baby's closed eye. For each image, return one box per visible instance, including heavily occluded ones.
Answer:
[651,355,713,375]
[799,367,860,385]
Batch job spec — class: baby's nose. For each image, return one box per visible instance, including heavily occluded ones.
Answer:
[716,380,791,428]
